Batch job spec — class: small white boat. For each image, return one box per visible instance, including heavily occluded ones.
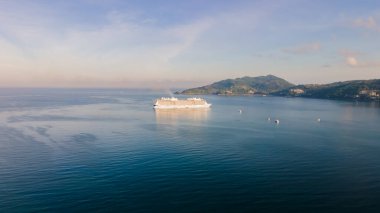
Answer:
[274,119,280,124]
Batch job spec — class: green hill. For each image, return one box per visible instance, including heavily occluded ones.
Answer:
[178,75,295,95]
[274,79,380,100]
[177,75,380,101]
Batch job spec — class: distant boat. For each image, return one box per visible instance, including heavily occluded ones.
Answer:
[153,97,211,109]
[275,119,280,124]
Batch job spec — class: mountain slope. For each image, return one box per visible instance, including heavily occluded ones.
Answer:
[274,79,380,100]
[178,75,295,95]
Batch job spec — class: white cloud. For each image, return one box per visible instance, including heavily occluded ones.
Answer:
[340,49,360,67]
[0,6,213,87]
[352,16,380,32]
[283,42,321,54]
[346,57,358,67]
[340,49,380,68]
[0,0,286,87]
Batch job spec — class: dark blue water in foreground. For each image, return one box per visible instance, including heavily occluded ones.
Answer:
[1,89,380,212]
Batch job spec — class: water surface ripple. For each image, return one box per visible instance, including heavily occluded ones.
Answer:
[0,89,380,212]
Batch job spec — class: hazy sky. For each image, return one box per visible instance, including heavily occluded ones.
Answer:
[1,0,380,88]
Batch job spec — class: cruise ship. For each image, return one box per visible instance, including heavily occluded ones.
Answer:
[153,97,211,109]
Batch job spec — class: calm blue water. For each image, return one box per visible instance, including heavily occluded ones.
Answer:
[1,89,380,212]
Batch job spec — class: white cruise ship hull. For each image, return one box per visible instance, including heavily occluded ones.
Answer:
[154,104,211,109]
[153,97,212,109]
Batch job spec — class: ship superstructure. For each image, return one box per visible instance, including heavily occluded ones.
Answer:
[153,97,211,109]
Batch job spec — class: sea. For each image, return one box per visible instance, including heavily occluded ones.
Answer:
[0,88,380,212]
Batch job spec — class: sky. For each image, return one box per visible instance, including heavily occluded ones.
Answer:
[0,0,380,88]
